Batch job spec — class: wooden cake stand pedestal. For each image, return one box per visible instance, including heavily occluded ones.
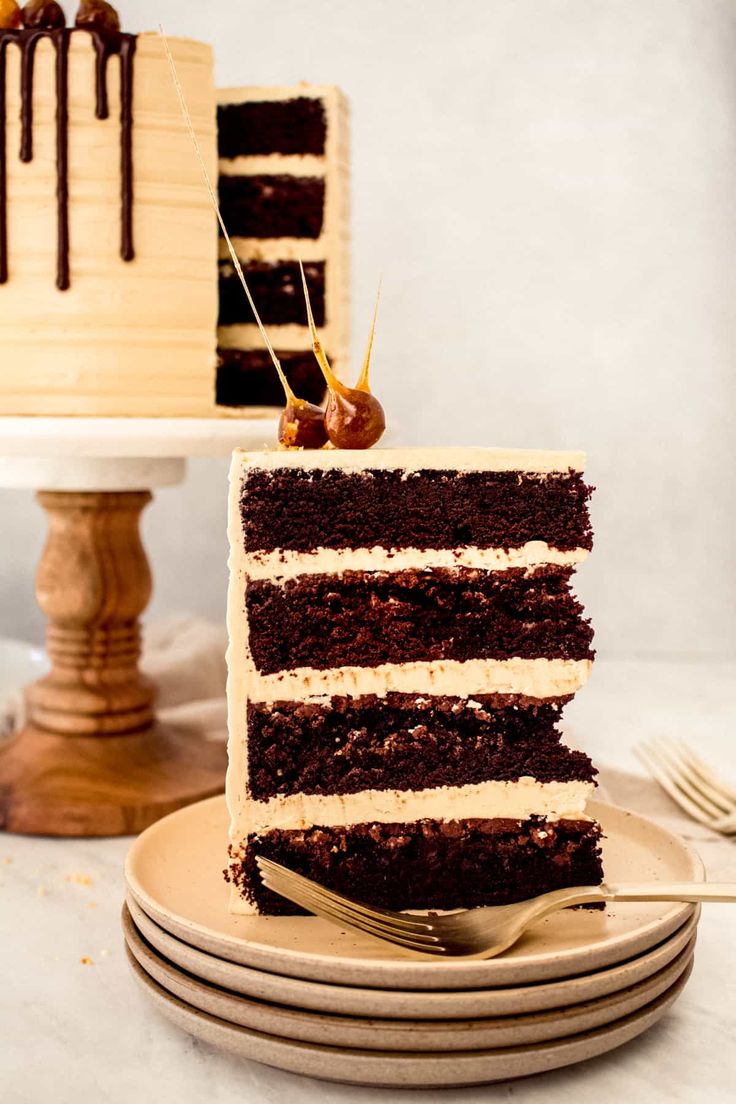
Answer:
[0,416,276,837]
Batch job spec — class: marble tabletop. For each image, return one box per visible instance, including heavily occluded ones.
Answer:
[1,655,735,1104]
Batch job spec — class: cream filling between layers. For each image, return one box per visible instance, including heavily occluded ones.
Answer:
[244,542,588,582]
[233,446,586,474]
[245,657,593,705]
[219,154,328,176]
[245,778,595,835]
[217,237,332,265]
[218,322,330,351]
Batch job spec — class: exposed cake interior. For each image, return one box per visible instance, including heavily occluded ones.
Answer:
[225,447,602,914]
[216,85,350,410]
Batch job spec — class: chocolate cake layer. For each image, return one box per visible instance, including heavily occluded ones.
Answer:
[219,261,325,327]
[229,817,603,914]
[218,98,327,158]
[246,566,594,675]
[219,175,325,239]
[240,469,593,553]
[246,693,594,800]
[216,349,326,408]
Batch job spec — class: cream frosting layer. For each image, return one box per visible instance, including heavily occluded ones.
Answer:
[234,446,586,474]
[245,778,595,835]
[245,657,593,704]
[244,541,589,582]
[0,33,219,417]
[218,238,332,264]
[218,322,329,352]
[219,155,328,177]
[218,83,343,103]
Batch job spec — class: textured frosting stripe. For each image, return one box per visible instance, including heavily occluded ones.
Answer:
[235,446,586,474]
[244,542,589,582]
[243,778,595,834]
[245,657,593,704]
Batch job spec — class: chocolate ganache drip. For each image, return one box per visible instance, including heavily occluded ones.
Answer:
[0,12,136,289]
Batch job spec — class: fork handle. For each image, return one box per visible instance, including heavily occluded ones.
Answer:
[606,882,736,903]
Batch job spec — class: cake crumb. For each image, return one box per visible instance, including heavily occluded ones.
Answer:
[36,885,48,897]
[64,872,93,886]
[79,956,94,966]
[86,901,97,909]
[100,948,110,958]
[3,856,12,865]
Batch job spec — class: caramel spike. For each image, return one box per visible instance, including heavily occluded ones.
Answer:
[298,259,348,396]
[356,281,381,393]
[159,27,296,403]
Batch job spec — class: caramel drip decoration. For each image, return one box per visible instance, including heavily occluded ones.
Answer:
[299,261,386,450]
[0,22,136,288]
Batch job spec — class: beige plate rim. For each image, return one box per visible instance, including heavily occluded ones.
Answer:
[123,906,696,1053]
[125,894,700,1020]
[127,949,693,1088]
[124,796,704,990]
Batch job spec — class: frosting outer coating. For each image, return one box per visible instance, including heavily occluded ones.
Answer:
[0,33,218,416]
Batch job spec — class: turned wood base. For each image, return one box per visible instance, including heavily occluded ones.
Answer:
[0,488,225,837]
[0,723,225,837]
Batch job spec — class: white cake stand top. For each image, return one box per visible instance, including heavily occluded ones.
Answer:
[0,415,279,490]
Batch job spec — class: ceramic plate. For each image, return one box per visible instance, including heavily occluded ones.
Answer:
[126,947,693,1087]
[125,895,699,1020]
[124,795,703,989]
[123,907,695,1053]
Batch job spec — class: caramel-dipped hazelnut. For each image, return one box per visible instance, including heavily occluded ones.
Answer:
[299,262,386,450]
[278,399,328,449]
[75,0,119,36]
[324,388,386,450]
[0,0,22,29]
[22,0,65,28]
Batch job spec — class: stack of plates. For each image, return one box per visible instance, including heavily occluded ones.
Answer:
[123,796,702,1088]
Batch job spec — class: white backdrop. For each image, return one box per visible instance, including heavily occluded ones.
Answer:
[2,0,736,656]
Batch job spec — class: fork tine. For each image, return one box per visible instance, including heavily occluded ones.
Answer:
[256,860,440,941]
[258,872,447,954]
[636,743,718,827]
[257,857,435,934]
[259,866,441,945]
[672,739,736,808]
[654,739,733,815]
[263,875,443,948]
[647,739,725,819]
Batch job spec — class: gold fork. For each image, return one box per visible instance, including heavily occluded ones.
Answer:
[636,738,736,834]
[256,856,736,959]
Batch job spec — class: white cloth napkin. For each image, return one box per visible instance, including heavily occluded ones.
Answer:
[141,616,228,741]
[0,616,228,744]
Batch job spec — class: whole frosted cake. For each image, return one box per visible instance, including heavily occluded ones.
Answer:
[0,6,217,416]
[225,447,603,914]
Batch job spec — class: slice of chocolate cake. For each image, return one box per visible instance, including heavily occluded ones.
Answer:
[215,85,349,410]
[225,448,603,914]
